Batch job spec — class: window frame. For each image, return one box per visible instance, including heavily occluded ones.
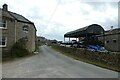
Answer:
[0,37,7,47]
[113,39,117,43]
[105,40,109,44]
[0,20,7,29]
[23,25,29,33]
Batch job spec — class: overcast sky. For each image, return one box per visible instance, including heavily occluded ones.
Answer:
[0,0,119,41]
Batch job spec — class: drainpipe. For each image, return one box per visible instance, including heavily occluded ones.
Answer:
[14,20,16,42]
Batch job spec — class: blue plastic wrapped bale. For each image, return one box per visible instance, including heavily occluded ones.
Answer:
[88,45,96,51]
[88,45,103,51]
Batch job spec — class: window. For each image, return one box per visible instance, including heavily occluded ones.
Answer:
[0,37,7,47]
[113,39,117,43]
[106,40,109,43]
[23,25,29,33]
[38,40,40,42]
[0,20,7,29]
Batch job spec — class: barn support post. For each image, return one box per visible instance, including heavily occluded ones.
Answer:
[86,33,88,46]
[64,37,65,42]
[103,31,105,46]
[64,37,66,47]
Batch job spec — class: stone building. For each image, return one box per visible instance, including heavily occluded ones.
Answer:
[98,28,120,52]
[64,23,120,52]
[0,4,37,57]
[37,36,46,42]
[36,36,46,45]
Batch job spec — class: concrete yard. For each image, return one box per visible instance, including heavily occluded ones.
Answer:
[2,45,118,78]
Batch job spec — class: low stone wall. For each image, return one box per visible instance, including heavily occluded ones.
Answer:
[52,45,120,71]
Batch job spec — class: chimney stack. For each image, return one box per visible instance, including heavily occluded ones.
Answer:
[2,4,8,11]
[111,26,113,30]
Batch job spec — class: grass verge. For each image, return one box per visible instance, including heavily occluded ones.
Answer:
[51,45,119,72]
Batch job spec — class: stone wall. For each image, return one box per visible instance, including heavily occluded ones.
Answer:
[52,45,120,71]
[15,21,36,53]
[2,17,15,58]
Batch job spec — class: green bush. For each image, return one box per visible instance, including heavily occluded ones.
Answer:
[11,38,29,57]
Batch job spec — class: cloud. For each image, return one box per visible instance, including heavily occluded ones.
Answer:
[0,0,118,41]
[50,1,118,29]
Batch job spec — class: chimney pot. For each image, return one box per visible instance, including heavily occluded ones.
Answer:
[2,4,8,11]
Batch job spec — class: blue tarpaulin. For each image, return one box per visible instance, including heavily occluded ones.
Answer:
[87,45,108,52]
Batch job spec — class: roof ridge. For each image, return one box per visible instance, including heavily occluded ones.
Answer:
[8,10,32,23]
[12,12,32,22]
[7,11,17,20]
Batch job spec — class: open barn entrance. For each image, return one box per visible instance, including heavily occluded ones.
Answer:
[64,24,105,47]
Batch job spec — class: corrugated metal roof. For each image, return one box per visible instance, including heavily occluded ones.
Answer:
[64,24,104,37]
[65,26,88,35]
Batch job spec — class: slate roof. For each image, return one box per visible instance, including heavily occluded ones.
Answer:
[8,11,36,31]
[104,28,120,35]
[1,7,32,24]
[1,3,37,32]
[1,7,37,31]
[8,11,32,23]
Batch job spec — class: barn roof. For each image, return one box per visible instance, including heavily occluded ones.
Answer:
[64,24,104,37]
